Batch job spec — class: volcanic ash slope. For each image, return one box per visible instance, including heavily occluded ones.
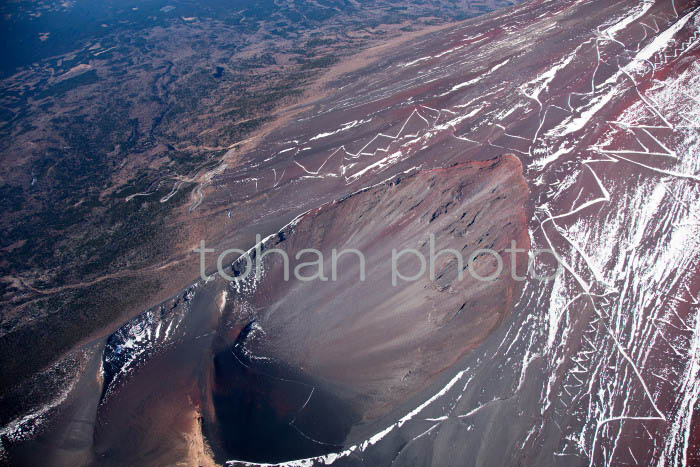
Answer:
[222,154,530,421]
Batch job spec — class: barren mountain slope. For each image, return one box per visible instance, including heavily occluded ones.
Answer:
[4,0,700,466]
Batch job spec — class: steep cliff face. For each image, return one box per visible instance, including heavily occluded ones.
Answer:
[198,155,529,462]
[220,155,529,420]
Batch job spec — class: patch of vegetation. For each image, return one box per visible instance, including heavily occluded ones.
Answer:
[36,70,100,100]
[299,55,338,70]
[0,274,162,420]
[305,37,334,48]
